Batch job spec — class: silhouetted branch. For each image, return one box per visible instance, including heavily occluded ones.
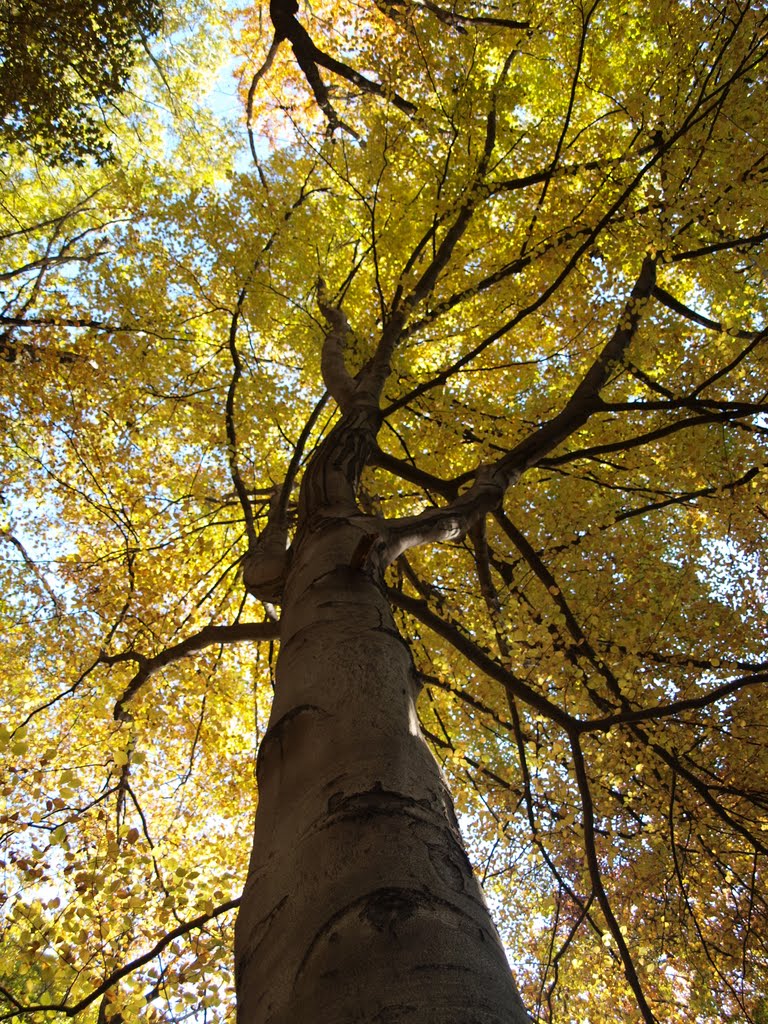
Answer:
[226,285,258,548]
[570,736,657,1023]
[0,899,240,1020]
[109,622,279,722]
[254,0,415,134]
[653,284,764,339]
[389,586,576,730]
[579,671,768,734]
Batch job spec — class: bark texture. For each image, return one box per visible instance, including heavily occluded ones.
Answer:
[234,513,532,1023]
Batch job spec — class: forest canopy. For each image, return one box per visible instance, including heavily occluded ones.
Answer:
[0,0,767,1021]
[0,0,162,164]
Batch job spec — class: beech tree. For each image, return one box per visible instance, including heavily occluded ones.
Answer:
[1,0,767,1022]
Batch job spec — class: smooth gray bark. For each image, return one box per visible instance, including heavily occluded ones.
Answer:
[234,513,532,1023]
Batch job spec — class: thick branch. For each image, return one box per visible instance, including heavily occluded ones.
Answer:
[380,465,504,563]
[317,278,357,410]
[381,258,658,559]
[389,63,759,415]
[268,0,415,129]
[670,227,768,263]
[691,326,768,398]
[542,409,759,467]
[371,446,458,501]
[242,485,292,603]
[246,34,281,168]
[360,63,511,406]
[413,0,528,31]
[226,286,258,547]
[493,255,656,478]
[570,737,657,1023]
[0,530,63,613]
[0,314,134,332]
[0,250,108,282]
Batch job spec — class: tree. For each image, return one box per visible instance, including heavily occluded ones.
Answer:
[0,0,767,1021]
[0,0,162,164]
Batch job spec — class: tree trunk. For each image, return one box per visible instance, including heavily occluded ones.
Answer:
[234,512,532,1023]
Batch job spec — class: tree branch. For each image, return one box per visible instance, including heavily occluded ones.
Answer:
[492,255,657,478]
[110,622,279,722]
[411,0,528,31]
[241,485,292,603]
[0,530,63,614]
[0,899,240,1020]
[570,736,657,1023]
[579,671,768,734]
[670,227,768,263]
[379,257,658,559]
[653,284,764,340]
[388,586,576,731]
[267,0,415,132]
[317,277,357,410]
[542,408,760,467]
[225,286,258,548]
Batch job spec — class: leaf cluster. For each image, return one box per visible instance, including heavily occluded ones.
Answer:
[0,0,162,164]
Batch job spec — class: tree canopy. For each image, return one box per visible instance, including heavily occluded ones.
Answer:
[1,0,767,1021]
[0,0,162,164]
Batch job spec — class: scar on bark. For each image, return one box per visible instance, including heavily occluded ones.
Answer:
[235,894,289,986]
[325,784,431,819]
[350,531,380,568]
[255,703,328,774]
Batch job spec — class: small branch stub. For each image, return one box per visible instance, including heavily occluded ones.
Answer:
[243,485,291,603]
